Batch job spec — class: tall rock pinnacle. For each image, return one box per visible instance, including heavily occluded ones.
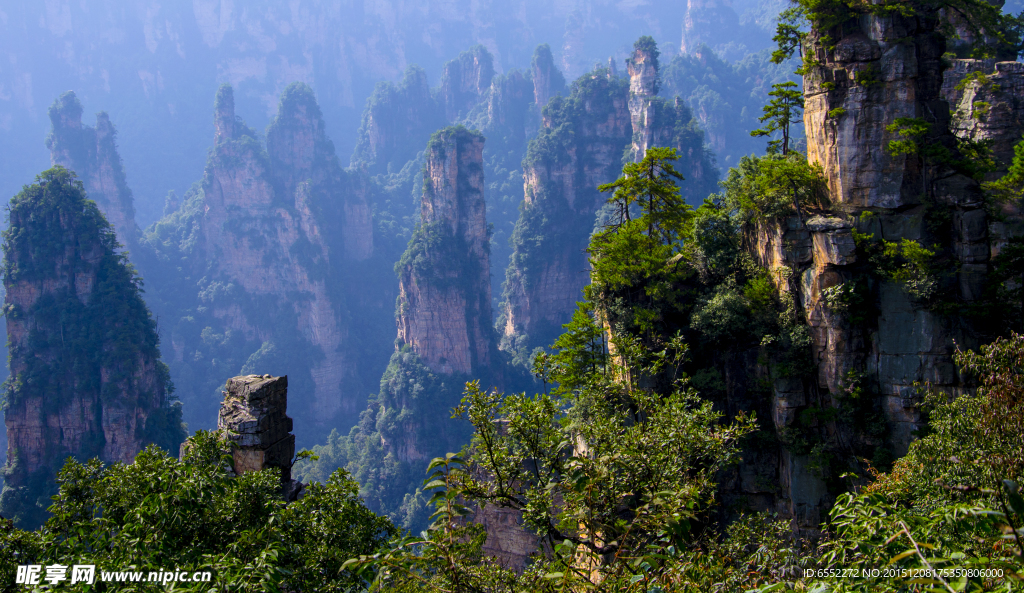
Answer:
[397,126,492,375]
[46,92,141,249]
[1,167,183,528]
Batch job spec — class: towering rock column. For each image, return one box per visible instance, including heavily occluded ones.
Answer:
[216,374,303,499]
[396,126,493,375]
[628,40,659,160]
[531,44,566,109]
[440,46,495,121]
[189,84,361,427]
[46,92,141,248]
[1,167,183,528]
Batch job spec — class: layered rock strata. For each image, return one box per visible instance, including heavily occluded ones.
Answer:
[1,167,182,527]
[736,6,1022,531]
[46,92,141,248]
[217,374,302,499]
[396,127,493,375]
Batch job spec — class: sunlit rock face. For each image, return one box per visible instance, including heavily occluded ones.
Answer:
[730,6,1024,533]
[397,127,492,377]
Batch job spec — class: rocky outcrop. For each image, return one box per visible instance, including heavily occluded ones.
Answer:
[943,59,1024,176]
[1,167,183,528]
[396,127,493,376]
[531,44,566,110]
[628,41,660,160]
[501,53,719,360]
[440,46,495,122]
[148,83,372,436]
[737,5,1023,532]
[45,92,140,248]
[351,66,445,174]
[499,71,633,359]
[217,374,303,499]
[336,127,496,530]
[627,43,719,204]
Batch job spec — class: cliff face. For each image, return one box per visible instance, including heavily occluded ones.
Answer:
[45,92,140,248]
[1,167,183,528]
[735,7,1021,531]
[333,127,495,531]
[397,127,492,376]
[627,44,720,204]
[499,71,632,359]
[144,83,373,435]
[501,54,719,360]
[531,44,567,111]
[352,66,446,175]
[943,59,1024,176]
[441,46,496,122]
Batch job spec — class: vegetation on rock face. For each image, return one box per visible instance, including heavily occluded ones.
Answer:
[1,167,184,529]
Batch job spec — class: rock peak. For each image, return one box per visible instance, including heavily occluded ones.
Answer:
[397,126,493,376]
[214,84,235,143]
[45,92,140,247]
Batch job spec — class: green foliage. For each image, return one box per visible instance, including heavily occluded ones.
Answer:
[628,35,661,94]
[985,135,1024,209]
[751,81,805,155]
[0,431,395,593]
[720,152,829,222]
[1,167,184,528]
[855,232,941,302]
[588,148,693,336]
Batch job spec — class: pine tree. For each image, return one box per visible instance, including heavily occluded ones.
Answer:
[751,81,804,155]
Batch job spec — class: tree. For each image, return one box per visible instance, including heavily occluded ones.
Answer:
[720,152,829,222]
[0,431,396,593]
[751,81,804,155]
[589,147,694,337]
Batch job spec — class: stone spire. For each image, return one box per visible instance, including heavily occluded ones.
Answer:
[396,126,492,375]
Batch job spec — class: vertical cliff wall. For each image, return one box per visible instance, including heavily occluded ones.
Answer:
[440,46,496,122]
[729,4,1023,532]
[45,92,141,249]
[142,84,373,436]
[321,127,496,531]
[627,39,720,204]
[498,70,632,361]
[1,167,183,528]
[397,127,493,376]
[500,48,719,362]
[532,44,567,111]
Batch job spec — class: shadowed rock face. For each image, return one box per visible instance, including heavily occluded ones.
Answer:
[440,46,495,122]
[46,91,140,249]
[397,127,492,376]
[218,375,295,483]
[1,168,181,528]
[197,84,363,423]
